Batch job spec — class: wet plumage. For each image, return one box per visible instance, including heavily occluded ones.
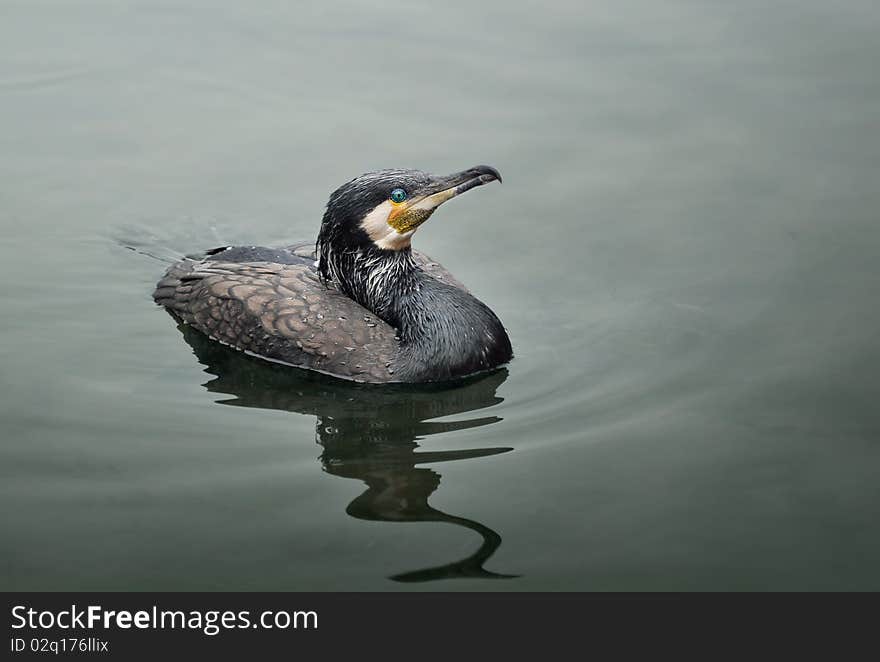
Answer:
[153,166,512,383]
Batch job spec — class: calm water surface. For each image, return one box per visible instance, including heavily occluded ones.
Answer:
[2,1,879,590]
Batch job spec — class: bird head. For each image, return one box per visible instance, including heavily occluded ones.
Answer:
[316,165,501,281]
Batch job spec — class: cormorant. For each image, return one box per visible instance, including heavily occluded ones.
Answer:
[153,165,513,383]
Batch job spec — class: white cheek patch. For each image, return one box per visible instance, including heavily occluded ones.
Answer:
[360,199,394,241]
[375,229,415,250]
[360,200,415,250]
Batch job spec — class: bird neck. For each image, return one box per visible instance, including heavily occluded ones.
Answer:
[320,245,512,381]
[320,245,421,324]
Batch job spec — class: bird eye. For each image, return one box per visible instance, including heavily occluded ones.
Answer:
[390,188,408,204]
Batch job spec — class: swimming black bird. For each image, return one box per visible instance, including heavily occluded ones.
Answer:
[153,165,513,383]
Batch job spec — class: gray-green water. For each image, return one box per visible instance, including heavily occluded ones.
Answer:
[2,1,879,591]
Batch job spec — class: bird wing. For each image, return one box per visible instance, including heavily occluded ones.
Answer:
[154,257,399,382]
[152,243,466,383]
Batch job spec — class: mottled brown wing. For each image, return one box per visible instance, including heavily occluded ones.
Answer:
[153,258,400,382]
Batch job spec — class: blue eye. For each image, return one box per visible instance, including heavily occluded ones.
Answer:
[390,188,407,203]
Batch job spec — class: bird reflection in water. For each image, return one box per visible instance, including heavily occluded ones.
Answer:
[178,325,517,582]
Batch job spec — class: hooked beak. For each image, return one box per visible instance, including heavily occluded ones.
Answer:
[422,164,503,202]
[387,165,502,233]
